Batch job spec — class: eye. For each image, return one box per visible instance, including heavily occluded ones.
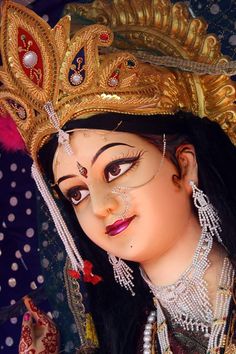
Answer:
[105,161,135,182]
[67,187,90,206]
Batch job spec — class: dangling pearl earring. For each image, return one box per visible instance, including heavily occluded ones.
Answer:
[108,254,135,296]
[189,180,222,243]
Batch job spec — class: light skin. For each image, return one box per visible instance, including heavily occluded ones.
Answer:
[53,129,226,309]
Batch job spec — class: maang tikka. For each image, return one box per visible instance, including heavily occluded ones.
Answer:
[44,102,88,178]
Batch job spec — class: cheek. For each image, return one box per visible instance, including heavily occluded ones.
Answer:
[74,208,107,248]
[131,177,191,257]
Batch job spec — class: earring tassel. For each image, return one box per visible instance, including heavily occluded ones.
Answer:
[108,254,135,296]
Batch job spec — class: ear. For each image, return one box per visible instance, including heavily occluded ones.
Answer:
[175,144,198,194]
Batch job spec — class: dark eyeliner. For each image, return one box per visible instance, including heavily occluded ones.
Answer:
[104,151,143,182]
[66,186,85,201]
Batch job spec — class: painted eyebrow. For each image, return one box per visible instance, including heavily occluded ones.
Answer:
[91,142,134,166]
[57,174,77,185]
[57,142,134,184]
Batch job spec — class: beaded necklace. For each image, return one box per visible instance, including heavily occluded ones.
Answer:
[141,227,214,333]
[142,257,234,354]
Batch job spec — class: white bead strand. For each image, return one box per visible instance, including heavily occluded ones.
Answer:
[32,163,84,271]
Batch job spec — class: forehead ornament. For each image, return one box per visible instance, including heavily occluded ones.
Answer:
[44,101,88,178]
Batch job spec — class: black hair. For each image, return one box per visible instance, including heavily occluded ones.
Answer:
[38,111,236,354]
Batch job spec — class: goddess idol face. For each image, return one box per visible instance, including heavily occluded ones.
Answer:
[53,129,199,266]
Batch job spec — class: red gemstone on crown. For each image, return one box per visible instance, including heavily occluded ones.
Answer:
[99,32,110,42]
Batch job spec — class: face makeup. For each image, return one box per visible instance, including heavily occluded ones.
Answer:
[54,130,195,263]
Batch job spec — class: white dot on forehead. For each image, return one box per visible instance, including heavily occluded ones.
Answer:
[10,163,17,172]
[0,233,4,241]
[0,170,3,179]
[11,181,16,188]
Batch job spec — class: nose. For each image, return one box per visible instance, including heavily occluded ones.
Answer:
[89,184,119,218]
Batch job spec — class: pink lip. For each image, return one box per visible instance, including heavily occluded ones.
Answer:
[105,216,136,236]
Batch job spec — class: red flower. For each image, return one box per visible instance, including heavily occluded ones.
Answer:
[83,260,102,285]
[68,260,102,285]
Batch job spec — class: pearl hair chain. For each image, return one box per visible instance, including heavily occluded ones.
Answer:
[31,163,84,271]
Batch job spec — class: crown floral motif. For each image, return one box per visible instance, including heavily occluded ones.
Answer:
[0,0,186,160]
[0,0,235,162]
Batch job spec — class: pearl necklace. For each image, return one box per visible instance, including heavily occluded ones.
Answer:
[141,227,213,333]
[142,257,234,354]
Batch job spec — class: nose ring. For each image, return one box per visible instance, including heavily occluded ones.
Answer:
[110,186,130,220]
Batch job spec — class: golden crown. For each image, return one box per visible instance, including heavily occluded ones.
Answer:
[0,0,235,161]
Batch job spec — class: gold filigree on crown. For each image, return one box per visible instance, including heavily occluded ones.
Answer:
[0,0,235,161]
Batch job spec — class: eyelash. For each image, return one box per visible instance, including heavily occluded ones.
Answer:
[65,150,144,206]
[66,187,89,206]
[104,150,144,182]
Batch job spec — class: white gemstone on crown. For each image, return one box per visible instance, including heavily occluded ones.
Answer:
[70,73,83,85]
[22,51,38,68]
